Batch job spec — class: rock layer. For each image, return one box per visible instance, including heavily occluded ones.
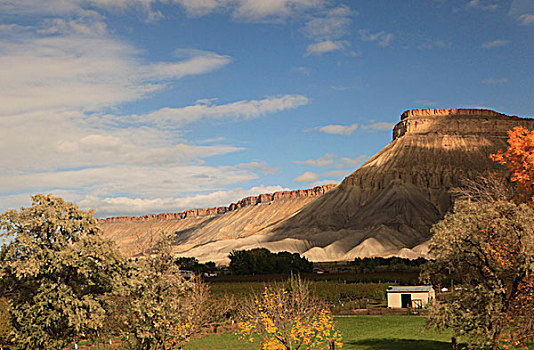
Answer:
[100,185,335,223]
[100,108,534,263]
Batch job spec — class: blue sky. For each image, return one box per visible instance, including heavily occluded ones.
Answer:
[0,0,533,217]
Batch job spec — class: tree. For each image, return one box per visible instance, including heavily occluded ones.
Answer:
[421,200,534,349]
[0,298,12,347]
[118,238,217,350]
[229,248,313,275]
[0,194,127,349]
[490,125,534,206]
[236,276,342,350]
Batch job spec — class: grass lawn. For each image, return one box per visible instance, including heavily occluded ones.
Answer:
[185,315,455,350]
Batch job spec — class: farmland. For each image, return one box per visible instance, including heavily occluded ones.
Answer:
[185,315,455,350]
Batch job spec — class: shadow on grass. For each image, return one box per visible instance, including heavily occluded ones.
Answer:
[345,338,463,350]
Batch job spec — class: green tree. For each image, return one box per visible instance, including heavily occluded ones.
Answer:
[0,194,127,349]
[228,248,312,275]
[421,200,534,349]
[118,238,214,350]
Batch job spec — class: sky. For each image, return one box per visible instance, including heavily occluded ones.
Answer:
[0,0,533,218]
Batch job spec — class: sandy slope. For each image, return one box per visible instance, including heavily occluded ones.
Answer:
[100,109,534,263]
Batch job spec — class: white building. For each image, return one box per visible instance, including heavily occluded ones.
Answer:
[386,286,435,309]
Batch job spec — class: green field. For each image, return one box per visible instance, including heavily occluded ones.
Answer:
[185,315,455,350]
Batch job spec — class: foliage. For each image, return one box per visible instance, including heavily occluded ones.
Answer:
[421,200,534,349]
[351,257,428,273]
[229,248,313,275]
[0,194,127,349]
[0,298,12,346]
[490,126,534,206]
[117,238,225,350]
[236,276,343,349]
[175,256,216,274]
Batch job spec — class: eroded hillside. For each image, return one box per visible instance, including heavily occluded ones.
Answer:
[100,108,534,263]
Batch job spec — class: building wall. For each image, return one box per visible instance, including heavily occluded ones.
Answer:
[387,290,434,308]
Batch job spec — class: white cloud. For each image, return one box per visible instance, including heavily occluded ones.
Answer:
[359,30,394,47]
[466,0,498,11]
[294,153,336,167]
[291,66,311,75]
[338,155,367,168]
[323,170,347,177]
[481,39,508,48]
[315,123,358,135]
[0,4,312,217]
[361,122,395,131]
[482,77,509,84]
[175,0,325,21]
[175,0,223,17]
[518,13,534,25]
[294,171,320,183]
[0,22,231,117]
[414,100,437,107]
[305,40,348,56]
[237,161,278,174]
[115,95,309,127]
[302,5,353,41]
[417,39,451,50]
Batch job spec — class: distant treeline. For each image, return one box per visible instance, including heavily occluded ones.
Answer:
[351,257,428,273]
[175,257,216,274]
[229,248,313,275]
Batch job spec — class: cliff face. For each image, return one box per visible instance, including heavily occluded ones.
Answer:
[100,185,335,223]
[272,109,534,261]
[99,185,335,257]
[100,108,534,263]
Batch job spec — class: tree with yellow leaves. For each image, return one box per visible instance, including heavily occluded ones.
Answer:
[490,125,534,206]
[236,276,342,350]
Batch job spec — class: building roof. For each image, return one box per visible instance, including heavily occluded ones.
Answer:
[387,286,433,293]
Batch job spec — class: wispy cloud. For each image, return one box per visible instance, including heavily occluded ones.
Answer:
[315,123,358,135]
[112,95,309,128]
[294,171,321,183]
[305,40,349,56]
[466,0,499,11]
[0,4,311,217]
[338,155,367,168]
[237,161,278,174]
[359,30,394,47]
[518,13,534,25]
[301,5,353,41]
[418,39,451,50]
[294,153,367,171]
[361,122,394,131]
[294,154,337,167]
[414,100,437,107]
[482,77,509,84]
[481,39,508,48]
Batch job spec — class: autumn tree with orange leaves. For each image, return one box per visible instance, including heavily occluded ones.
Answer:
[422,127,534,349]
[490,125,534,206]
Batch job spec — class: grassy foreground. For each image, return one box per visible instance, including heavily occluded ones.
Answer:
[185,315,454,350]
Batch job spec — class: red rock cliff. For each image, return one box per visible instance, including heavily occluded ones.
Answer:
[99,184,336,223]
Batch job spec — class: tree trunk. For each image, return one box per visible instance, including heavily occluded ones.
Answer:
[329,339,335,350]
[451,337,457,350]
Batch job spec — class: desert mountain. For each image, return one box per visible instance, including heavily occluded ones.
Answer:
[100,108,534,263]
